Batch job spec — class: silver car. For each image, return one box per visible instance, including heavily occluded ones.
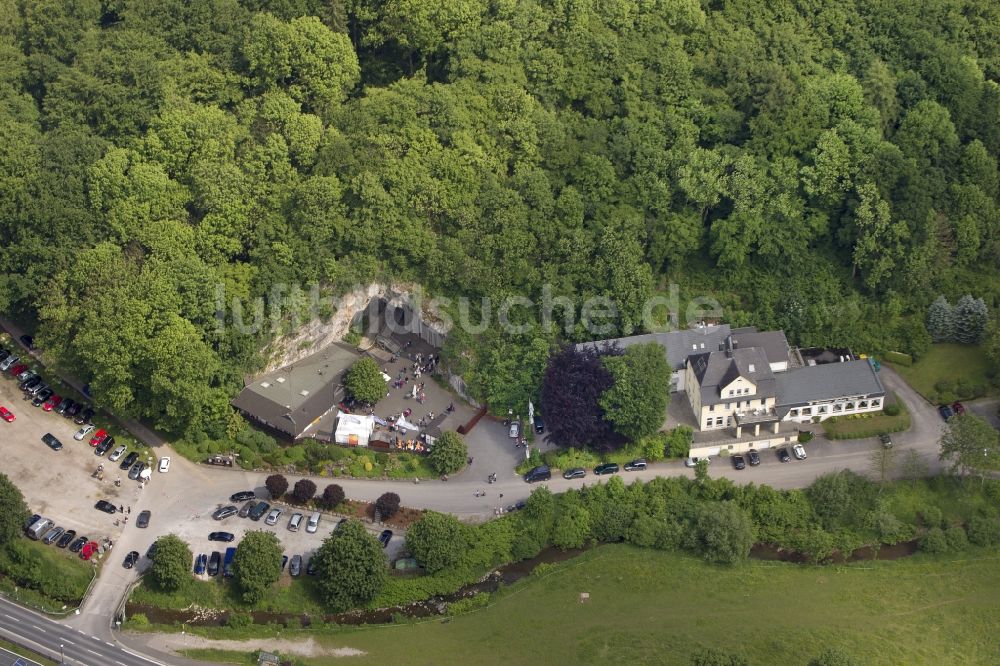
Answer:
[265,508,283,526]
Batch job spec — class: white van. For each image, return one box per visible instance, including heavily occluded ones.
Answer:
[26,518,52,541]
[288,513,303,532]
[306,512,320,534]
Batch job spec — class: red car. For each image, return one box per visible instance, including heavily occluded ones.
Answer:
[80,541,99,560]
[952,401,966,416]
[42,395,61,412]
[0,407,13,423]
[89,429,108,447]
[7,364,26,377]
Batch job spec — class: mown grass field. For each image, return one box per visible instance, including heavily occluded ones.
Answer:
[175,544,1000,665]
[894,343,997,401]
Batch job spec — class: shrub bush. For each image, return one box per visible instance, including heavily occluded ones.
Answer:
[446,592,490,616]
[919,527,947,553]
[883,351,913,366]
[227,611,253,628]
[918,506,943,528]
[322,484,345,509]
[966,515,1000,546]
[883,403,901,416]
[128,613,150,628]
[798,431,814,443]
[945,526,969,551]
[934,379,955,394]
[375,492,401,520]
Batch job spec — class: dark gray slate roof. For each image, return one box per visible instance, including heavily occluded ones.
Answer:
[729,328,790,366]
[575,325,731,371]
[689,347,776,406]
[776,360,885,406]
[231,343,357,438]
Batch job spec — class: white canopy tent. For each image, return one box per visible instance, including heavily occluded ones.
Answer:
[334,412,375,447]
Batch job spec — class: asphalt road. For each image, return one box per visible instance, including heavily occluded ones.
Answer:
[0,596,164,666]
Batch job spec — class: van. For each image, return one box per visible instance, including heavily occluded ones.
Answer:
[223,547,237,577]
[288,513,303,532]
[306,512,320,534]
[524,465,551,483]
[27,518,52,540]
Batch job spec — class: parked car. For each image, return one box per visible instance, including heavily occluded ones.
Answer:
[54,398,70,416]
[20,376,41,392]
[24,514,41,531]
[108,445,127,462]
[32,388,54,407]
[562,467,586,480]
[306,512,320,534]
[42,526,65,545]
[248,501,270,521]
[230,490,256,503]
[25,382,47,397]
[280,555,288,571]
[593,462,619,476]
[534,417,545,434]
[265,508,283,526]
[223,547,237,577]
[684,457,710,468]
[158,457,171,473]
[212,505,238,521]
[80,542,99,561]
[238,500,258,518]
[939,404,954,421]
[208,551,221,576]
[75,407,94,425]
[119,451,138,470]
[74,424,95,441]
[95,500,117,514]
[41,433,63,451]
[136,510,151,528]
[95,438,114,456]
[289,554,302,577]
[508,421,520,439]
[776,448,791,463]
[208,532,235,542]
[506,500,528,512]
[146,542,158,560]
[623,458,647,472]
[25,518,51,540]
[193,554,207,574]
[731,454,747,470]
[379,530,393,548]
[524,465,551,483]
[306,557,317,576]
[15,368,33,382]
[19,335,34,350]
[64,400,81,418]
[7,363,26,377]
[42,395,61,411]
[56,529,77,548]
[206,455,232,466]
[747,449,761,466]
[952,401,966,416]
[69,536,88,553]
[127,461,145,480]
[0,406,14,423]
[123,551,139,569]
[89,429,108,447]
[0,354,14,371]
[793,443,808,459]
[288,513,303,531]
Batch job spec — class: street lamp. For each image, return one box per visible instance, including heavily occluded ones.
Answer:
[60,643,64,664]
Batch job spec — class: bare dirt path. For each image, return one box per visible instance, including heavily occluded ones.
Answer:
[142,633,366,659]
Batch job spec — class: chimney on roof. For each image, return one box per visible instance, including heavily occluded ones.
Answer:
[724,335,734,358]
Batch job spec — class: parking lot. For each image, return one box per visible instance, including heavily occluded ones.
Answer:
[0,370,146,546]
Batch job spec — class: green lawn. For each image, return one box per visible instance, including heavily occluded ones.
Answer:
[131,573,328,615]
[892,343,997,402]
[0,540,95,613]
[170,544,1000,666]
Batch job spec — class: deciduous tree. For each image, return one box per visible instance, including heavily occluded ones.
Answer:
[375,492,400,520]
[148,534,192,592]
[405,511,467,573]
[265,474,288,500]
[322,483,345,509]
[427,431,467,476]
[344,357,385,405]
[292,478,317,504]
[312,519,387,611]
[232,531,283,604]
[939,414,1000,479]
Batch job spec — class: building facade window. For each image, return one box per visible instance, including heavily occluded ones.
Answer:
[715,417,724,426]
[872,398,881,407]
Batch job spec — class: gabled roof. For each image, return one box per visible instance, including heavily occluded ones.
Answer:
[575,325,732,371]
[776,359,885,406]
[689,346,776,406]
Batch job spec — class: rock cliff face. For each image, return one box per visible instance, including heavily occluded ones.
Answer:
[263,282,449,372]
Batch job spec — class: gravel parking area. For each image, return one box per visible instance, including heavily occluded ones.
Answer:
[0,373,145,543]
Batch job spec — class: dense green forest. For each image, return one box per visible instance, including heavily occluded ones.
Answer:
[1,0,999,437]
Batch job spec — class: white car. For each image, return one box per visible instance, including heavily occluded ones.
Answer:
[792,444,807,460]
[73,424,95,441]
[306,512,320,534]
[684,457,711,468]
[265,508,283,526]
[108,445,127,462]
[508,421,520,439]
[158,456,171,473]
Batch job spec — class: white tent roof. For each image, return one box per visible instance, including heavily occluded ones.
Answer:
[335,412,375,446]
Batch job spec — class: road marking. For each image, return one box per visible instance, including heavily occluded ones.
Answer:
[116,661,128,666]
[85,648,101,656]
[62,639,75,646]
[2,614,15,621]
[31,625,42,632]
